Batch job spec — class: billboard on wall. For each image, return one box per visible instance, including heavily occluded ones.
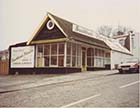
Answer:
[11,46,35,68]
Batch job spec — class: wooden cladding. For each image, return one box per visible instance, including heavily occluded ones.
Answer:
[0,60,9,75]
[32,19,66,42]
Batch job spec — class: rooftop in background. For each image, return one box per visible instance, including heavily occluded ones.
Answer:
[96,35,132,55]
[0,49,9,60]
[113,34,129,39]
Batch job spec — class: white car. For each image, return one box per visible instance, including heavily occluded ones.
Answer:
[118,61,139,73]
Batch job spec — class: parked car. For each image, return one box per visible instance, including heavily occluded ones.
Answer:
[118,60,139,73]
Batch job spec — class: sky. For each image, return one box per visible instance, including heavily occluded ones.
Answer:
[0,0,140,50]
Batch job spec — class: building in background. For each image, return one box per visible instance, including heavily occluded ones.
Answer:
[113,32,140,62]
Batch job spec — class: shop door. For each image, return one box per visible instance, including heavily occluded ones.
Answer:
[82,50,86,71]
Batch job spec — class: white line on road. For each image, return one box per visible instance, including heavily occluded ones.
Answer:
[60,93,101,108]
[120,80,140,89]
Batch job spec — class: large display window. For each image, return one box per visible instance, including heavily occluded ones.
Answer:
[36,42,81,68]
[36,42,64,67]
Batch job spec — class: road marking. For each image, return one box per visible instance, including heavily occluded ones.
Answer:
[60,94,101,108]
[120,80,140,89]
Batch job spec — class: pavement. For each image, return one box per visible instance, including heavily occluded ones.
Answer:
[0,70,118,93]
[0,70,139,107]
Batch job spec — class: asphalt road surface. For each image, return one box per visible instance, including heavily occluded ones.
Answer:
[0,70,139,107]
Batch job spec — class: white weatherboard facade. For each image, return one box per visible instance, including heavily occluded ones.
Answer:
[111,51,132,69]
[96,35,132,69]
[113,32,140,63]
[131,32,140,61]
[11,46,35,68]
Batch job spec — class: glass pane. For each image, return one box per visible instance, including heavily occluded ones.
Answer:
[99,49,101,56]
[44,56,49,66]
[91,48,94,57]
[105,53,110,57]
[37,57,41,67]
[37,57,43,67]
[59,43,64,54]
[58,56,64,66]
[87,57,91,66]
[37,45,43,53]
[51,56,57,65]
[95,48,97,56]
[77,46,81,57]
[72,57,76,66]
[51,43,57,55]
[108,53,110,57]
[67,43,71,55]
[77,56,81,66]
[72,44,76,55]
[87,48,91,56]
[92,57,94,66]
[37,45,43,57]
[105,53,108,57]
[101,50,104,57]
[44,44,50,55]
[67,56,71,65]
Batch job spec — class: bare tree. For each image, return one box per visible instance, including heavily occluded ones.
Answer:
[97,25,112,37]
[97,25,134,37]
[112,26,134,36]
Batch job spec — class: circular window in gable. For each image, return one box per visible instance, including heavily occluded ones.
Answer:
[46,20,55,30]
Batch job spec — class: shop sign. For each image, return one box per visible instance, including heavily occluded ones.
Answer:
[72,24,94,37]
[11,46,35,68]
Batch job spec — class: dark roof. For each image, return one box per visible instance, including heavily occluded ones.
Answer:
[49,13,110,49]
[9,42,27,47]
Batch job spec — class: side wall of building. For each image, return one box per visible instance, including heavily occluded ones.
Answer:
[132,33,140,61]
[111,50,132,69]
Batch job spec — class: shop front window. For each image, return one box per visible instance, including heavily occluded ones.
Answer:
[94,48,106,67]
[36,42,65,67]
[66,43,81,67]
[104,52,111,65]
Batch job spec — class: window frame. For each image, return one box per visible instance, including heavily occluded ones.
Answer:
[87,48,94,67]
[36,42,65,68]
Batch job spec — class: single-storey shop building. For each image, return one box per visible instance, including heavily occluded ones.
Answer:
[9,13,132,74]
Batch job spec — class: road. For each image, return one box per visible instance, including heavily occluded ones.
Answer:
[0,70,139,107]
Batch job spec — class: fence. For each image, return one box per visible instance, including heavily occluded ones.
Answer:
[0,60,9,75]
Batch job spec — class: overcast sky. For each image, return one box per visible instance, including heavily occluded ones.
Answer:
[0,0,140,50]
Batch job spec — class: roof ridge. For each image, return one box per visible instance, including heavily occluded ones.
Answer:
[48,12,95,32]
[48,12,73,25]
